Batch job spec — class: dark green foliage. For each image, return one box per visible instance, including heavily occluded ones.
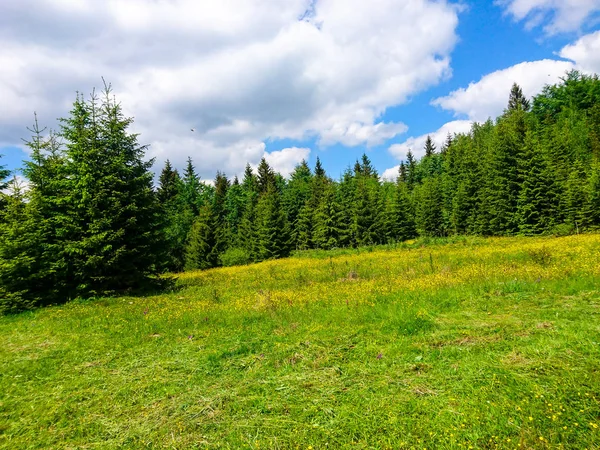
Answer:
[424,135,436,157]
[312,183,344,250]
[185,205,216,270]
[255,184,290,260]
[507,83,530,112]
[0,179,41,313]
[415,177,445,237]
[6,71,600,308]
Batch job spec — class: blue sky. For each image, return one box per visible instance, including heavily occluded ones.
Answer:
[2,0,600,183]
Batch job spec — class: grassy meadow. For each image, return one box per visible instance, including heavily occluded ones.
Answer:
[1,234,600,449]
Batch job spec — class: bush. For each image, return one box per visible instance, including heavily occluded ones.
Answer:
[551,223,575,237]
[219,248,252,267]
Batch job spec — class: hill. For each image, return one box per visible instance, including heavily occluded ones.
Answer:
[1,235,600,449]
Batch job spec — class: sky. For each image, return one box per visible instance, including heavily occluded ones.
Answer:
[2,0,600,183]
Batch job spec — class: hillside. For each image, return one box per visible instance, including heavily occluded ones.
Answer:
[1,235,600,449]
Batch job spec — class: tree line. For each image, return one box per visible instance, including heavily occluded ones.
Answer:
[1,71,600,312]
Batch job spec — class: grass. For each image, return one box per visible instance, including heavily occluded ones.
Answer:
[1,234,600,449]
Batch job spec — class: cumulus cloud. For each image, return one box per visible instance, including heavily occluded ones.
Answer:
[0,0,461,179]
[387,120,472,164]
[559,30,600,72]
[264,147,311,178]
[497,0,600,34]
[432,60,575,121]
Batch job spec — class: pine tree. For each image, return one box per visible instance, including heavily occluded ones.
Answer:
[255,183,290,260]
[157,160,180,205]
[564,160,588,231]
[257,158,276,194]
[212,172,230,262]
[508,83,530,112]
[57,84,165,295]
[406,150,417,190]
[312,183,343,250]
[388,180,417,241]
[0,178,42,312]
[182,157,202,215]
[416,177,445,237]
[424,135,436,157]
[517,132,554,234]
[283,160,312,248]
[185,204,216,270]
[157,160,186,272]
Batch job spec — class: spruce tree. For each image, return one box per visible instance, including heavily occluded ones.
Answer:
[424,135,436,157]
[312,183,343,250]
[517,132,554,234]
[508,83,530,112]
[257,158,276,194]
[388,179,417,241]
[157,160,181,205]
[564,160,588,231]
[0,178,42,312]
[406,150,418,190]
[415,177,445,237]
[185,204,216,270]
[57,84,165,295]
[182,157,202,215]
[255,183,290,260]
[212,172,230,262]
[157,160,186,272]
[283,160,313,248]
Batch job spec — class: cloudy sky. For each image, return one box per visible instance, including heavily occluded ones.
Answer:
[2,0,600,182]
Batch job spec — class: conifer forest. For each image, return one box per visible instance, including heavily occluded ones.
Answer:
[1,71,600,313]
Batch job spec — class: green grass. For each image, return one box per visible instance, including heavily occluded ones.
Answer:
[1,235,600,449]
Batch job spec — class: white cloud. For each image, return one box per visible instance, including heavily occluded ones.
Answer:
[432,60,575,121]
[388,120,473,161]
[264,147,311,178]
[0,0,461,179]
[497,0,600,34]
[559,30,600,72]
[381,166,402,181]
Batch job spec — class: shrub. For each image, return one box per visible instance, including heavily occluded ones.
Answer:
[219,248,252,267]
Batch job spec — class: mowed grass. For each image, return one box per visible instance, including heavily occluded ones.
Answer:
[1,236,600,449]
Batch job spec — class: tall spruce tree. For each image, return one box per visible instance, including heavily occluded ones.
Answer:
[255,182,290,260]
[157,159,186,272]
[312,183,343,250]
[508,83,530,112]
[58,84,165,295]
[212,172,230,262]
[185,204,216,270]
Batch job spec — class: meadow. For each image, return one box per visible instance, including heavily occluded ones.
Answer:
[1,234,600,449]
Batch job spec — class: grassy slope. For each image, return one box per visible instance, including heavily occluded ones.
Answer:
[1,235,600,449]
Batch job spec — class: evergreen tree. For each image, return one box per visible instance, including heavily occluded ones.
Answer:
[517,132,554,234]
[415,177,445,237]
[157,160,181,205]
[0,178,42,312]
[387,179,417,241]
[185,204,216,270]
[257,158,276,194]
[255,183,290,260]
[406,150,417,190]
[508,83,530,112]
[424,135,436,157]
[182,157,202,215]
[212,172,230,261]
[157,160,186,272]
[58,84,165,295]
[284,160,313,248]
[312,183,343,250]
[564,160,588,231]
